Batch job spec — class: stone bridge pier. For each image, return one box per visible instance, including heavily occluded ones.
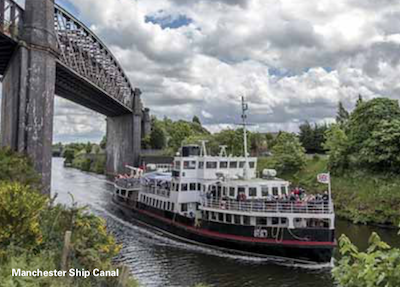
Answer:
[1,0,56,194]
[106,88,148,176]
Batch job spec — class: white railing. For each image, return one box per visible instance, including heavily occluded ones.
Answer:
[201,198,333,214]
[142,186,170,198]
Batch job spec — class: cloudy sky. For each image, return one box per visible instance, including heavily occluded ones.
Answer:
[4,0,400,143]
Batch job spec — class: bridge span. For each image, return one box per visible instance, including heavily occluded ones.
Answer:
[0,0,151,193]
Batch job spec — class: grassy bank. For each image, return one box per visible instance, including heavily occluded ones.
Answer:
[258,156,400,227]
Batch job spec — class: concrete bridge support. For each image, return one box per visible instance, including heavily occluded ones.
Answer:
[106,89,144,175]
[1,0,56,194]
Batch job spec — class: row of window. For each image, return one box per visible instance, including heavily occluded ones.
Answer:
[177,160,256,170]
[203,211,288,227]
[168,181,288,196]
[140,194,175,212]
[210,184,288,198]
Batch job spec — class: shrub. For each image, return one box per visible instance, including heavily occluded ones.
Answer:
[0,182,47,251]
[332,232,400,287]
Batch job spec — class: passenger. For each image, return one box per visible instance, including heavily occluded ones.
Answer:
[322,191,329,201]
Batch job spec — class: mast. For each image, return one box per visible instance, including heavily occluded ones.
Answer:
[241,96,250,179]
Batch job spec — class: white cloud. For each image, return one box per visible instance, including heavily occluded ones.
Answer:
[3,0,400,142]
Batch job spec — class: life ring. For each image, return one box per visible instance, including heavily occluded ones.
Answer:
[219,200,226,209]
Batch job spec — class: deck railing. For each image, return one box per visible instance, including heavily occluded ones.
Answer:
[201,198,333,214]
[142,185,170,198]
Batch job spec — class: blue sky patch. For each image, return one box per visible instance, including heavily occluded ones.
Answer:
[145,14,192,29]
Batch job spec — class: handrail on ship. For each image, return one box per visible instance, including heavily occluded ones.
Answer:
[201,198,334,214]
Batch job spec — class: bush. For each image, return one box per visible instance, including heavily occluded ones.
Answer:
[0,148,40,186]
[333,232,400,287]
[0,182,47,251]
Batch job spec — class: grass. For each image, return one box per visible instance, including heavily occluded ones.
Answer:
[258,156,400,226]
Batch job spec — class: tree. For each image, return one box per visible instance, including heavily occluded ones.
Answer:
[359,119,400,172]
[270,132,307,174]
[336,101,350,126]
[348,98,400,158]
[299,122,328,153]
[192,116,201,125]
[299,121,314,152]
[149,122,167,150]
[85,142,92,154]
[100,136,106,149]
[323,124,350,173]
[333,232,400,287]
[356,94,363,107]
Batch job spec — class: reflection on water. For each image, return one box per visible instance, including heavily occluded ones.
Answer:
[51,158,399,287]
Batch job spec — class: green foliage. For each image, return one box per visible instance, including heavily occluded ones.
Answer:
[100,135,107,150]
[149,120,167,149]
[323,124,350,173]
[336,101,350,126]
[359,119,400,172]
[275,156,400,226]
[348,98,400,154]
[333,233,400,287]
[0,151,139,287]
[0,182,48,251]
[192,115,201,125]
[0,148,40,186]
[270,132,307,174]
[298,121,328,154]
[63,148,75,164]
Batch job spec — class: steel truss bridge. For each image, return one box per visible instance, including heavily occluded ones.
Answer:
[0,0,135,116]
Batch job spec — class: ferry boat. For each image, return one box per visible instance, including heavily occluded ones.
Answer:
[112,99,336,264]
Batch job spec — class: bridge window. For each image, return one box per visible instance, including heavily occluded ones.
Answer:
[175,183,179,192]
[220,161,228,168]
[181,203,188,212]
[172,170,180,177]
[249,187,257,197]
[234,215,241,225]
[206,162,217,169]
[261,186,269,197]
[272,187,279,196]
[181,183,188,191]
[229,161,238,168]
[229,187,236,197]
[175,161,181,168]
[198,161,204,169]
[249,161,255,168]
[183,161,196,170]
[243,216,251,225]
[223,186,227,196]
[121,190,126,196]
[238,186,246,194]
[281,186,287,195]
[226,213,232,223]
[256,217,267,226]
[197,183,201,190]
[239,161,245,168]
[190,183,197,191]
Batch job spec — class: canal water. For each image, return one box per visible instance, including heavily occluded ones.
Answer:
[51,158,400,287]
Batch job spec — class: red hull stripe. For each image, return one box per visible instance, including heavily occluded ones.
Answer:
[136,208,336,247]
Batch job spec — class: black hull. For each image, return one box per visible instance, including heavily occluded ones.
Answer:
[112,196,335,264]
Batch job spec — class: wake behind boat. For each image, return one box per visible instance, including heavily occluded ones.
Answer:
[112,98,336,264]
